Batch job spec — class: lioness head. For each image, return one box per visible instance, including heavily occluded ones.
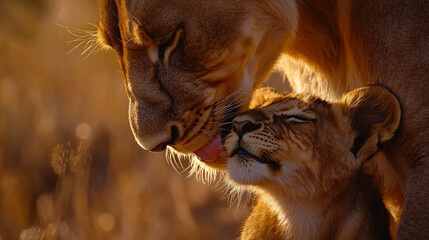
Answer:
[97,0,298,168]
[225,86,401,197]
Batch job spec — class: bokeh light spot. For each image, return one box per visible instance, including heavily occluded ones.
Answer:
[76,122,92,140]
[97,213,115,232]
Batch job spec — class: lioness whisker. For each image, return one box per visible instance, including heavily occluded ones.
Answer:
[212,98,247,116]
[166,147,196,175]
[165,147,184,174]
[206,89,243,110]
[59,23,107,58]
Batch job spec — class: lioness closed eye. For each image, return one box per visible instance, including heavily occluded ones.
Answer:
[224,86,401,240]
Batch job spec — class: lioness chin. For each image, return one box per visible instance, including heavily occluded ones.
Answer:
[225,86,399,239]
[97,0,429,238]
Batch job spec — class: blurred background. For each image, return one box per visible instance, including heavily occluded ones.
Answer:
[0,0,289,239]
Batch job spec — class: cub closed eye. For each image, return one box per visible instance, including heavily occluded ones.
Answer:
[283,115,315,122]
[158,28,182,62]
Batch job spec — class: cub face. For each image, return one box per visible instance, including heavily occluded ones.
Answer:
[225,87,401,197]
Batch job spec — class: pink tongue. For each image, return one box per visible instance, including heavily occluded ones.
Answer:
[193,133,224,162]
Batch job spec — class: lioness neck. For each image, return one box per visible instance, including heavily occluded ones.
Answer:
[257,0,366,99]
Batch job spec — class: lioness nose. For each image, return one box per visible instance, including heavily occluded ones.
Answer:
[232,120,262,137]
[149,125,180,152]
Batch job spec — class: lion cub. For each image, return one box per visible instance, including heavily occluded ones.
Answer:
[224,86,401,240]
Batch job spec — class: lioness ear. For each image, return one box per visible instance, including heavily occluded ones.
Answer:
[97,0,122,50]
[249,87,283,109]
[341,86,401,159]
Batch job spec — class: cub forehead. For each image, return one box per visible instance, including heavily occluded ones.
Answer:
[261,97,310,115]
[265,98,307,113]
[237,98,315,123]
[244,94,333,125]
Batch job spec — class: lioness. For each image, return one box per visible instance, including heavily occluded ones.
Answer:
[224,86,399,239]
[97,0,429,238]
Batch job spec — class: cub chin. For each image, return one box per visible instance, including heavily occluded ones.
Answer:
[224,86,401,240]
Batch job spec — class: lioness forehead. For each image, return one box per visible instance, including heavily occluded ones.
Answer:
[122,0,246,43]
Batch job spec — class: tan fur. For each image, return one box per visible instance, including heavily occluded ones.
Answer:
[225,86,400,239]
[97,1,429,238]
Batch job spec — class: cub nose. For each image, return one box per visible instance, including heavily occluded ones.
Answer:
[232,120,262,137]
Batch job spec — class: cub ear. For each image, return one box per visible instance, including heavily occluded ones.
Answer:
[249,87,283,109]
[340,86,401,159]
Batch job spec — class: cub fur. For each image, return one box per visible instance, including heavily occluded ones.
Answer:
[224,86,401,239]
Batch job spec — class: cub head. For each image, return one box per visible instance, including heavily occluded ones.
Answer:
[225,86,401,197]
[97,0,298,168]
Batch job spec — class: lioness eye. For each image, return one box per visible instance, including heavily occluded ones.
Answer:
[158,29,182,62]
